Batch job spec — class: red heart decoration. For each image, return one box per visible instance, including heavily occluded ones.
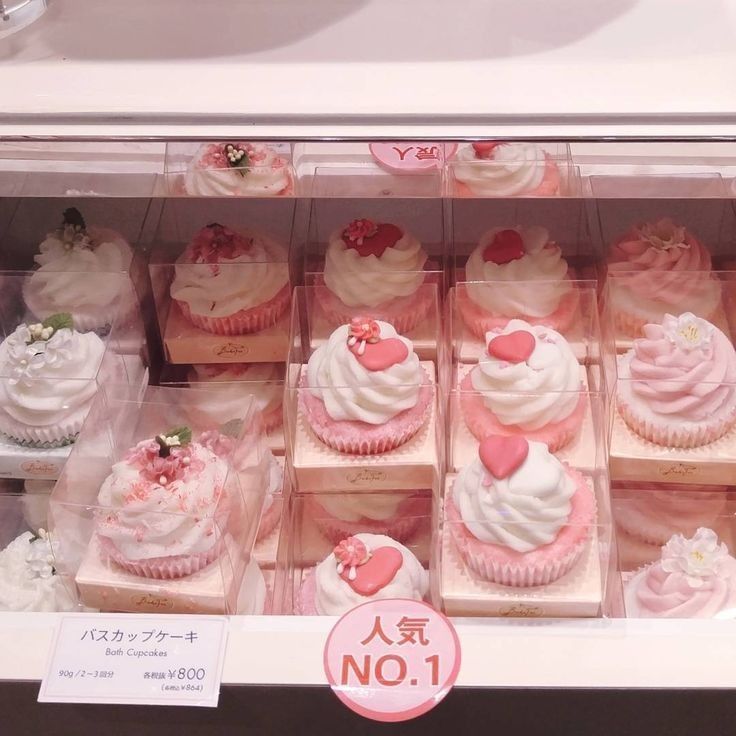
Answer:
[341,546,403,596]
[482,229,525,264]
[487,330,536,363]
[479,435,529,479]
[351,337,409,371]
[343,223,403,258]
[472,141,503,159]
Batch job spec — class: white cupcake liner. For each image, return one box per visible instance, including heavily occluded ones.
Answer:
[0,412,85,449]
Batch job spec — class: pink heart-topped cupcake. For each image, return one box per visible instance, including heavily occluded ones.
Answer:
[460,318,586,452]
[447,435,596,587]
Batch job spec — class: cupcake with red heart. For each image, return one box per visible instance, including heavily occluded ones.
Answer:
[451,142,561,197]
[458,226,578,338]
[296,533,429,615]
[460,319,585,452]
[170,223,290,335]
[316,218,431,334]
[447,436,596,587]
[300,318,433,455]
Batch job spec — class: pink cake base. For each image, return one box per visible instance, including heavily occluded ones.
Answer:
[456,282,580,339]
[298,368,433,456]
[459,372,587,452]
[306,494,425,544]
[256,498,282,543]
[447,468,595,587]
[175,283,290,336]
[453,155,561,198]
[314,277,433,335]
[295,569,320,615]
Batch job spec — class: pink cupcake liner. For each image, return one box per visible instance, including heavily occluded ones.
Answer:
[617,395,736,449]
[614,304,721,339]
[453,154,561,198]
[261,403,284,434]
[457,282,580,339]
[298,369,433,455]
[175,283,290,335]
[256,497,282,543]
[459,372,586,452]
[447,467,596,587]
[315,279,433,335]
[99,535,225,580]
[305,494,426,544]
[295,569,319,615]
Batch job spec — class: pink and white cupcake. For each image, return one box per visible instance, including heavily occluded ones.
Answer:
[170,223,290,335]
[447,436,596,587]
[458,226,578,337]
[617,313,736,448]
[451,142,560,197]
[296,533,428,615]
[256,450,283,543]
[95,427,230,580]
[299,318,433,455]
[188,362,284,432]
[607,219,722,337]
[0,314,107,447]
[23,207,135,333]
[624,528,736,618]
[316,218,431,334]
[460,319,585,452]
[183,142,292,196]
[306,492,428,544]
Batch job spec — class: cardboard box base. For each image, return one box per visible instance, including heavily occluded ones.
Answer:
[0,438,72,481]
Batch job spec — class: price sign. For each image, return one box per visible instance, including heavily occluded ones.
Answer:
[324,599,461,722]
[39,615,228,707]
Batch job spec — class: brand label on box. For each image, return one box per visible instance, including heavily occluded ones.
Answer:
[324,599,461,722]
[39,615,228,707]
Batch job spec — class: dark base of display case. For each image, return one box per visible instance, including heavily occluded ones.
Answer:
[2,684,735,736]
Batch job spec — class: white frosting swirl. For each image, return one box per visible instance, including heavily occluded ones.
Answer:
[96,441,229,561]
[453,143,547,196]
[184,143,290,196]
[314,533,428,615]
[323,227,427,307]
[470,319,580,429]
[170,232,288,318]
[453,440,576,552]
[465,226,571,317]
[306,321,422,424]
[0,325,105,427]
[315,494,405,522]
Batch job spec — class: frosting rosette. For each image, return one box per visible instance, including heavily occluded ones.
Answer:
[625,528,736,618]
[617,312,736,447]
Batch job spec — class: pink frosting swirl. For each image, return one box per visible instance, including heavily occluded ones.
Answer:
[628,313,736,421]
[607,219,713,304]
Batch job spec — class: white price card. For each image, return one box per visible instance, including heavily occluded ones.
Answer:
[38,614,228,707]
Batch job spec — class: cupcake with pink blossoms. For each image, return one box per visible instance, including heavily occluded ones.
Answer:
[170,223,290,335]
[624,528,736,618]
[607,219,722,336]
[95,427,230,580]
[183,142,292,196]
[616,312,736,448]
[300,318,433,455]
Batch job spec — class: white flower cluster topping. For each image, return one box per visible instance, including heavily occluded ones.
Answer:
[640,218,689,251]
[660,527,731,588]
[3,323,74,387]
[662,312,714,352]
[28,323,55,342]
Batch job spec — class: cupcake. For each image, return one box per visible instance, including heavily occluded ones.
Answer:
[617,312,736,448]
[0,314,107,447]
[296,533,429,615]
[451,142,560,197]
[183,142,292,196]
[458,226,578,337]
[299,318,433,455]
[624,528,736,618]
[317,218,431,334]
[256,450,283,543]
[460,319,585,452]
[447,436,596,587]
[22,207,135,333]
[188,362,284,432]
[170,223,290,335]
[307,492,427,544]
[95,427,230,579]
[607,219,722,336]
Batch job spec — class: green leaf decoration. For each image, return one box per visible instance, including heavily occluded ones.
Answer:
[164,426,193,446]
[41,313,73,333]
[220,418,243,438]
[62,207,86,230]
[224,144,250,178]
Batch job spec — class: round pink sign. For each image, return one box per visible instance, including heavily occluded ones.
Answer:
[324,598,461,722]
[369,142,458,173]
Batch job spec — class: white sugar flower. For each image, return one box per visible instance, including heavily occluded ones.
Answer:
[662,312,714,352]
[660,528,730,588]
[640,218,689,251]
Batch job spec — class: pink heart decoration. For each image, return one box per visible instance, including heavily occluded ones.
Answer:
[487,330,536,363]
[343,222,403,258]
[479,435,529,479]
[482,229,525,264]
[351,337,409,371]
[341,546,403,596]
